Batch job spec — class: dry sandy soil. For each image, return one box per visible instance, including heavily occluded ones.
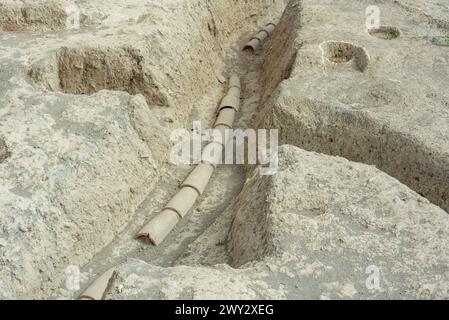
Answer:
[0,0,448,299]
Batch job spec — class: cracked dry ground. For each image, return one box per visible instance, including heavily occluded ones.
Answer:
[1,0,449,300]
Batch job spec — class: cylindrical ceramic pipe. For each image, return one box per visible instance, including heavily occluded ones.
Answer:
[136,209,180,245]
[227,87,240,98]
[181,163,214,195]
[253,30,269,42]
[243,38,261,52]
[229,74,241,89]
[79,268,115,300]
[163,186,199,218]
[211,124,229,146]
[215,108,236,128]
[201,141,224,167]
[263,23,276,34]
[218,94,240,112]
[243,22,277,52]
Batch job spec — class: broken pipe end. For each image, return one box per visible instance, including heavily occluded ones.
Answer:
[136,209,181,246]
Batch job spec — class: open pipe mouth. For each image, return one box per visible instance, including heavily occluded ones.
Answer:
[79,268,115,300]
[243,21,278,53]
[368,26,401,40]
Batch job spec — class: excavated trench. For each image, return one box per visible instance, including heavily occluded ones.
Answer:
[54,0,448,298]
[73,26,272,301]
[2,0,448,299]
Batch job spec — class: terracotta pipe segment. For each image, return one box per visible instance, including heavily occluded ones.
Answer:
[218,94,240,113]
[251,30,269,43]
[264,23,276,34]
[243,37,261,52]
[243,22,277,52]
[229,74,241,89]
[211,124,229,146]
[79,267,115,300]
[180,163,214,195]
[201,141,224,167]
[136,209,180,245]
[162,186,199,218]
[214,107,236,128]
[227,86,240,98]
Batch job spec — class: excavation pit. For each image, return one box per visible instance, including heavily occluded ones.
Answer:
[320,41,369,72]
[29,46,168,105]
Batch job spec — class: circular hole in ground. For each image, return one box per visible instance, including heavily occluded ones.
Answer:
[368,26,400,40]
[322,41,356,63]
[320,41,369,72]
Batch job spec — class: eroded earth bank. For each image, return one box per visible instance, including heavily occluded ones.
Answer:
[1,0,449,299]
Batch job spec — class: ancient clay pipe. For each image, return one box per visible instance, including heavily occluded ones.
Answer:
[136,186,200,245]
[243,22,277,52]
[210,124,229,146]
[214,107,236,128]
[227,86,240,98]
[243,38,262,53]
[218,94,240,112]
[136,209,180,245]
[218,75,241,113]
[163,186,200,217]
[263,23,276,34]
[181,163,215,195]
[201,141,224,167]
[79,267,115,300]
[229,74,241,89]
[136,75,240,246]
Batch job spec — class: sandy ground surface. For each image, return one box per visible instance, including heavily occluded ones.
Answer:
[1,0,449,299]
